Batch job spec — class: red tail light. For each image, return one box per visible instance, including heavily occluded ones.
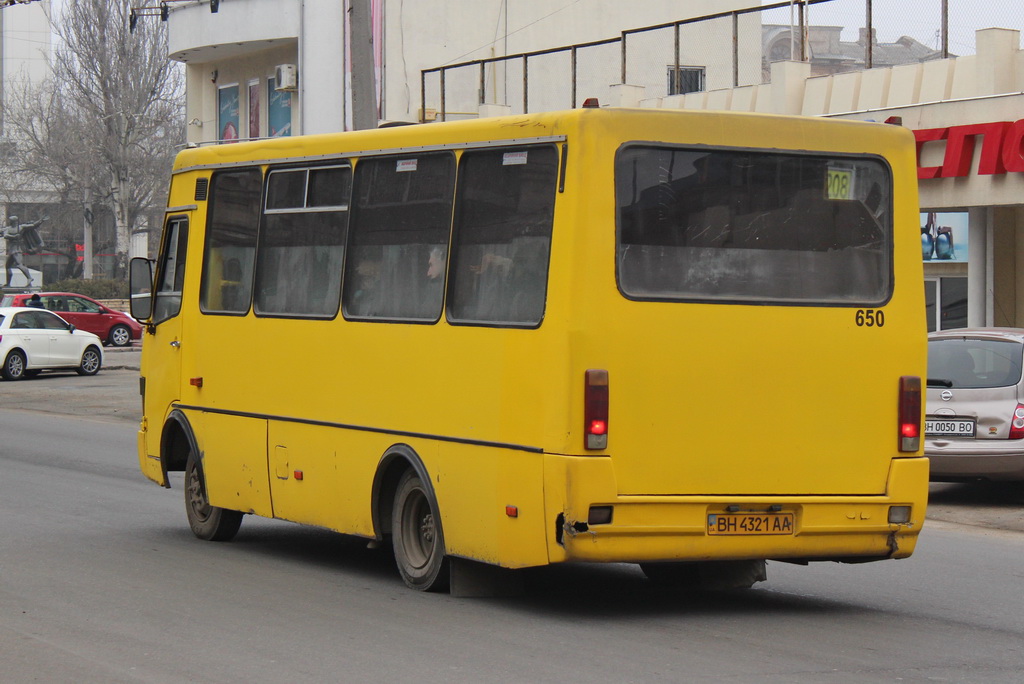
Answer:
[1009,405,1024,440]
[584,369,608,450]
[898,376,921,452]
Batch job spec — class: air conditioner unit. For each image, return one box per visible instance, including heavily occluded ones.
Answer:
[275,64,298,91]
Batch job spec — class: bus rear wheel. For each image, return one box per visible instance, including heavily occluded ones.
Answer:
[640,559,766,590]
[185,451,243,541]
[392,470,449,591]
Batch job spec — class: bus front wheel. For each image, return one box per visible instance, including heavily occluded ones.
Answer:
[184,451,243,542]
[392,470,449,591]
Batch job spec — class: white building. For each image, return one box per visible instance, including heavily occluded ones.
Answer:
[164,0,752,142]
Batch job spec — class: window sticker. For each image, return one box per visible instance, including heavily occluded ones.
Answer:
[502,151,529,166]
[396,159,418,173]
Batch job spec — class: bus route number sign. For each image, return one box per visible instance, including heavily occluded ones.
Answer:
[827,167,855,200]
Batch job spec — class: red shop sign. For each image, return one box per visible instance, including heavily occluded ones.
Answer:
[914,120,1024,179]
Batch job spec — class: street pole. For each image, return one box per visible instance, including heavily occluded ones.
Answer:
[83,190,93,280]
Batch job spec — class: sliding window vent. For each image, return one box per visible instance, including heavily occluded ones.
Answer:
[194,178,210,201]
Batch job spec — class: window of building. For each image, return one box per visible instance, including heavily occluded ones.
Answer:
[447,145,558,326]
[342,153,455,321]
[667,65,706,95]
[925,276,968,332]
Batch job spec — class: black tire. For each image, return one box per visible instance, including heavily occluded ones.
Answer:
[185,450,243,541]
[392,470,449,591]
[2,350,26,380]
[107,324,132,347]
[640,559,767,590]
[76,346,102,376]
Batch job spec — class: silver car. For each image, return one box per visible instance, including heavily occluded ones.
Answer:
[926,328,1024,481]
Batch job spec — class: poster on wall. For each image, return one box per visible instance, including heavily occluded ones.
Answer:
[268,78,292,137]
[248,80,260,139]
[921,211,969,262]
[218,85,239,142]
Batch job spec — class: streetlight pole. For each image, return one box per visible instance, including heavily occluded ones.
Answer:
[82,189,93,280]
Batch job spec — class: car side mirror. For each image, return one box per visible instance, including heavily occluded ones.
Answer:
[130,257,154,321]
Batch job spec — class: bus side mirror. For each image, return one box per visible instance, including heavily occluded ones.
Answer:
[130,257,154,322]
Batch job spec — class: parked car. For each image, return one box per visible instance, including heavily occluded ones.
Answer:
[0,291,141,347]
[926,328,1024,481]
[0,306,103,380]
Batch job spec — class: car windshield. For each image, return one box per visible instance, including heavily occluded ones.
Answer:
[928,338,1024,389]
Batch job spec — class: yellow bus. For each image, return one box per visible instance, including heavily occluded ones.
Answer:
[130,107,927,593]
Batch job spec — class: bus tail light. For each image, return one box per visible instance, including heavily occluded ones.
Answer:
[898,376,921,452]
[584,369,608,450]
[1009,405,1024,440]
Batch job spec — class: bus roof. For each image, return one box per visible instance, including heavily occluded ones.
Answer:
[173,107,913,175]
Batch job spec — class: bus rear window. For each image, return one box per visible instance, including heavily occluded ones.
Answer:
[615,145,892,305]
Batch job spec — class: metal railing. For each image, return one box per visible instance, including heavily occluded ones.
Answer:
[421,0,1022,122]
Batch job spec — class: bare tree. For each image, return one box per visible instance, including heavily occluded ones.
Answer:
[0,0,183,276]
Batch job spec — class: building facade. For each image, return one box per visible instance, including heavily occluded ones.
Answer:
[164,0,752,142]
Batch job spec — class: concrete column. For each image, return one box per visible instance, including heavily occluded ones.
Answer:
[975,28,1019,96]
[967,207,989,327]
[608,84,646,108]
[768,60,811,115]
[478,104,512,118]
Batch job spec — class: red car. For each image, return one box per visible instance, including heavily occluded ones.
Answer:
[0,292,142,347]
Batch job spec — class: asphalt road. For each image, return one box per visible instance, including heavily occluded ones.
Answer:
[3,360,1022,534]
[2,403,1024,682]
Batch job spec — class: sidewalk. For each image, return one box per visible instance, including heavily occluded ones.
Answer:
[104,345,141,371]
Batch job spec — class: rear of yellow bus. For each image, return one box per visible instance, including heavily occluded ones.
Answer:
[545,109,927,580]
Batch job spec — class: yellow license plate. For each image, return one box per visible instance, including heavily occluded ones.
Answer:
[707,512,795,536]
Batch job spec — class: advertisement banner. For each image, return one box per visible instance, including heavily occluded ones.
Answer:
[218,85,239,142]
[269,78,292,137]
[921,211,969,262]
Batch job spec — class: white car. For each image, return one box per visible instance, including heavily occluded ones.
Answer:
[0,306,104,380]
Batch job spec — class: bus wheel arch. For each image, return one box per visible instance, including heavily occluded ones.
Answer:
[160,410,242,541]
[160,409,197,481]
[371,444,449,591]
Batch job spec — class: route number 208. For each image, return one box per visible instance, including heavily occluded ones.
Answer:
[855,309,885,327]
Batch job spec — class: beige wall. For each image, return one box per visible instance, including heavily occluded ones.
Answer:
[185,45,299,146]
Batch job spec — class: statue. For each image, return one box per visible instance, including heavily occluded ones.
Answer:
[2,215,46,288]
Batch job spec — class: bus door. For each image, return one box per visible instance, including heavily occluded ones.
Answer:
[140,213,191,484]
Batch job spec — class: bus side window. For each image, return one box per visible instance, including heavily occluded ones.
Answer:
[254,165,351,318]
[342,153,454,322]
[448,145,558,326]
[200,169,263,315]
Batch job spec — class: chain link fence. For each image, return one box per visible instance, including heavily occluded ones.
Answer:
[422,0,1024,121]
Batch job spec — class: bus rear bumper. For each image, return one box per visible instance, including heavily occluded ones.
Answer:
[545,456,929,565]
